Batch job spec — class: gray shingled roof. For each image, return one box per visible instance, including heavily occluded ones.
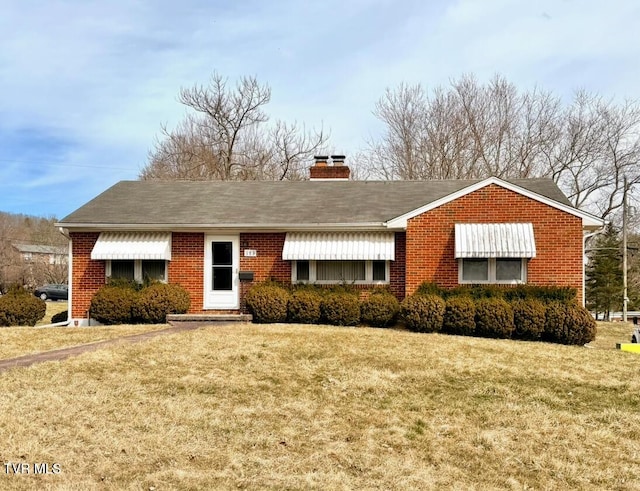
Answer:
[58,178,574,228]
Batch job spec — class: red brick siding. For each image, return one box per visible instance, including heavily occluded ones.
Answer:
[390,232,406,300]
[168,233,205,313]
[405,184,583,299]
[238,233,290,312]
[237,232,406,309]
[70,232,104,318]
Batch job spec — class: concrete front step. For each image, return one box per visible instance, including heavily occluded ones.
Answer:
[166,313,253,324]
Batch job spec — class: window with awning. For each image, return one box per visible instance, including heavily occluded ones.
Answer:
[92,232,171,284]
[284,232,394,284]
[455,224,535,284]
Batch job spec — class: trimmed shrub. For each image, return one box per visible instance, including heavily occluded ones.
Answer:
[90,285,139,325]
[400,294,445,333]
[321,292,360,326]
[467,285,506,299]
[287,289,322,324]
[563,305,597,345]
[133,283,190,324]
[415,282,444,297]
[545,302,596,345]
[503,285,577,303]
[543,301,568,342]
[360,292,400,327]
[51,310,68,324]
[512,299,547,341]
[442,296,476,336]
[0,291,47,326]
[106,277,144,291]
[245,283,290,323]
[474,298,514,339]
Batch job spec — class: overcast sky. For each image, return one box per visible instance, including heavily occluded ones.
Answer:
[1,0,639,219]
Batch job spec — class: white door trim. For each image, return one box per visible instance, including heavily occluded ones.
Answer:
[204,235,239,309]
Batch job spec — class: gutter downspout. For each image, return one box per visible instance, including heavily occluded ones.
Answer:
[37,228,72,328]
[583,227,606,308]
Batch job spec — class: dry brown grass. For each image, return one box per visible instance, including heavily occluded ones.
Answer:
[587,321,635,349]
[37,301,69,326]
[1,301,166,359]
[0,325,168,360]
[0,322,638,490]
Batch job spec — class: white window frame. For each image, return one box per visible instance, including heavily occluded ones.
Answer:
[292,260,390,285]
[458,258,527,285]
[106,260,168,283]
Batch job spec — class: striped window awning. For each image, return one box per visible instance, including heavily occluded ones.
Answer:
[91,232,172,260]
[282,232,395,261]
[454,223,536,259]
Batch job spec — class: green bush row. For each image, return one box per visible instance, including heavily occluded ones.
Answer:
[244,281,596,345]
[245,283,400,327]
[90,282,190,325]
[415,282,577,303]
[401,293,595,345]
[0,286,47,327]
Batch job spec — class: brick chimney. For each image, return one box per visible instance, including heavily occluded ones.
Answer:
[309,155,350,180]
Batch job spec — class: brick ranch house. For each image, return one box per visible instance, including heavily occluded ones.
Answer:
[57,157,603,326]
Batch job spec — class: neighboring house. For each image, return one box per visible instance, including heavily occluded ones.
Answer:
[9,243,69,289]
[57,156,604,326]
[13,243,68,265]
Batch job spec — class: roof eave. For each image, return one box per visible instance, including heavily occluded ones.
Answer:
[55,222,393,232]
[384,176,605,229]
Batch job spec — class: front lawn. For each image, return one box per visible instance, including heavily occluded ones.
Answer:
[0,325,168,360]
[0,322,638,490]
[36,300,69,326]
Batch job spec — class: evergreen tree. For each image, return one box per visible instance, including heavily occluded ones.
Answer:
[586,223,623,319]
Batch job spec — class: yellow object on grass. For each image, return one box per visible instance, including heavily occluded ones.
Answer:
[616,343,640,353]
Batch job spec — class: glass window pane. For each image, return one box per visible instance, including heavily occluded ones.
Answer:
[373,261,386,281]
[296,261,309,281]
[213,242,232,265]
[462,259,488,282]
[342,261,365,281]
[111,260,134,280]
[496,259,522,281]
[142,260,166,281]
[317,261,365,281]
[213,267,232,290]
[316,261,339,281]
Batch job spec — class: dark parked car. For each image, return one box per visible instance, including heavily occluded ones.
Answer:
[34,284,68,301]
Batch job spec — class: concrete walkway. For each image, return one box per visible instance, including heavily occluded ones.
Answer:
[0,322,205,373]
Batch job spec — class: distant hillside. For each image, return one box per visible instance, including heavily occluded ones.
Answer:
[0,211,67,247]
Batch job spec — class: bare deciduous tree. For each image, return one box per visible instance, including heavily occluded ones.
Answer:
[367,74,640,220]
[549,91,640,219]
[140,73,328,181]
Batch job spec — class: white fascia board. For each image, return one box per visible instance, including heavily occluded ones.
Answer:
[384,176,605,229]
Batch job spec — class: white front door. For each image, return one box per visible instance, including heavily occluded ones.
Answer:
[204,235,239,309]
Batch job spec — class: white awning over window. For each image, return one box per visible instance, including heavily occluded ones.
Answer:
[455,223,536,259]
[283,232,395,261]
[91,232,172,260]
